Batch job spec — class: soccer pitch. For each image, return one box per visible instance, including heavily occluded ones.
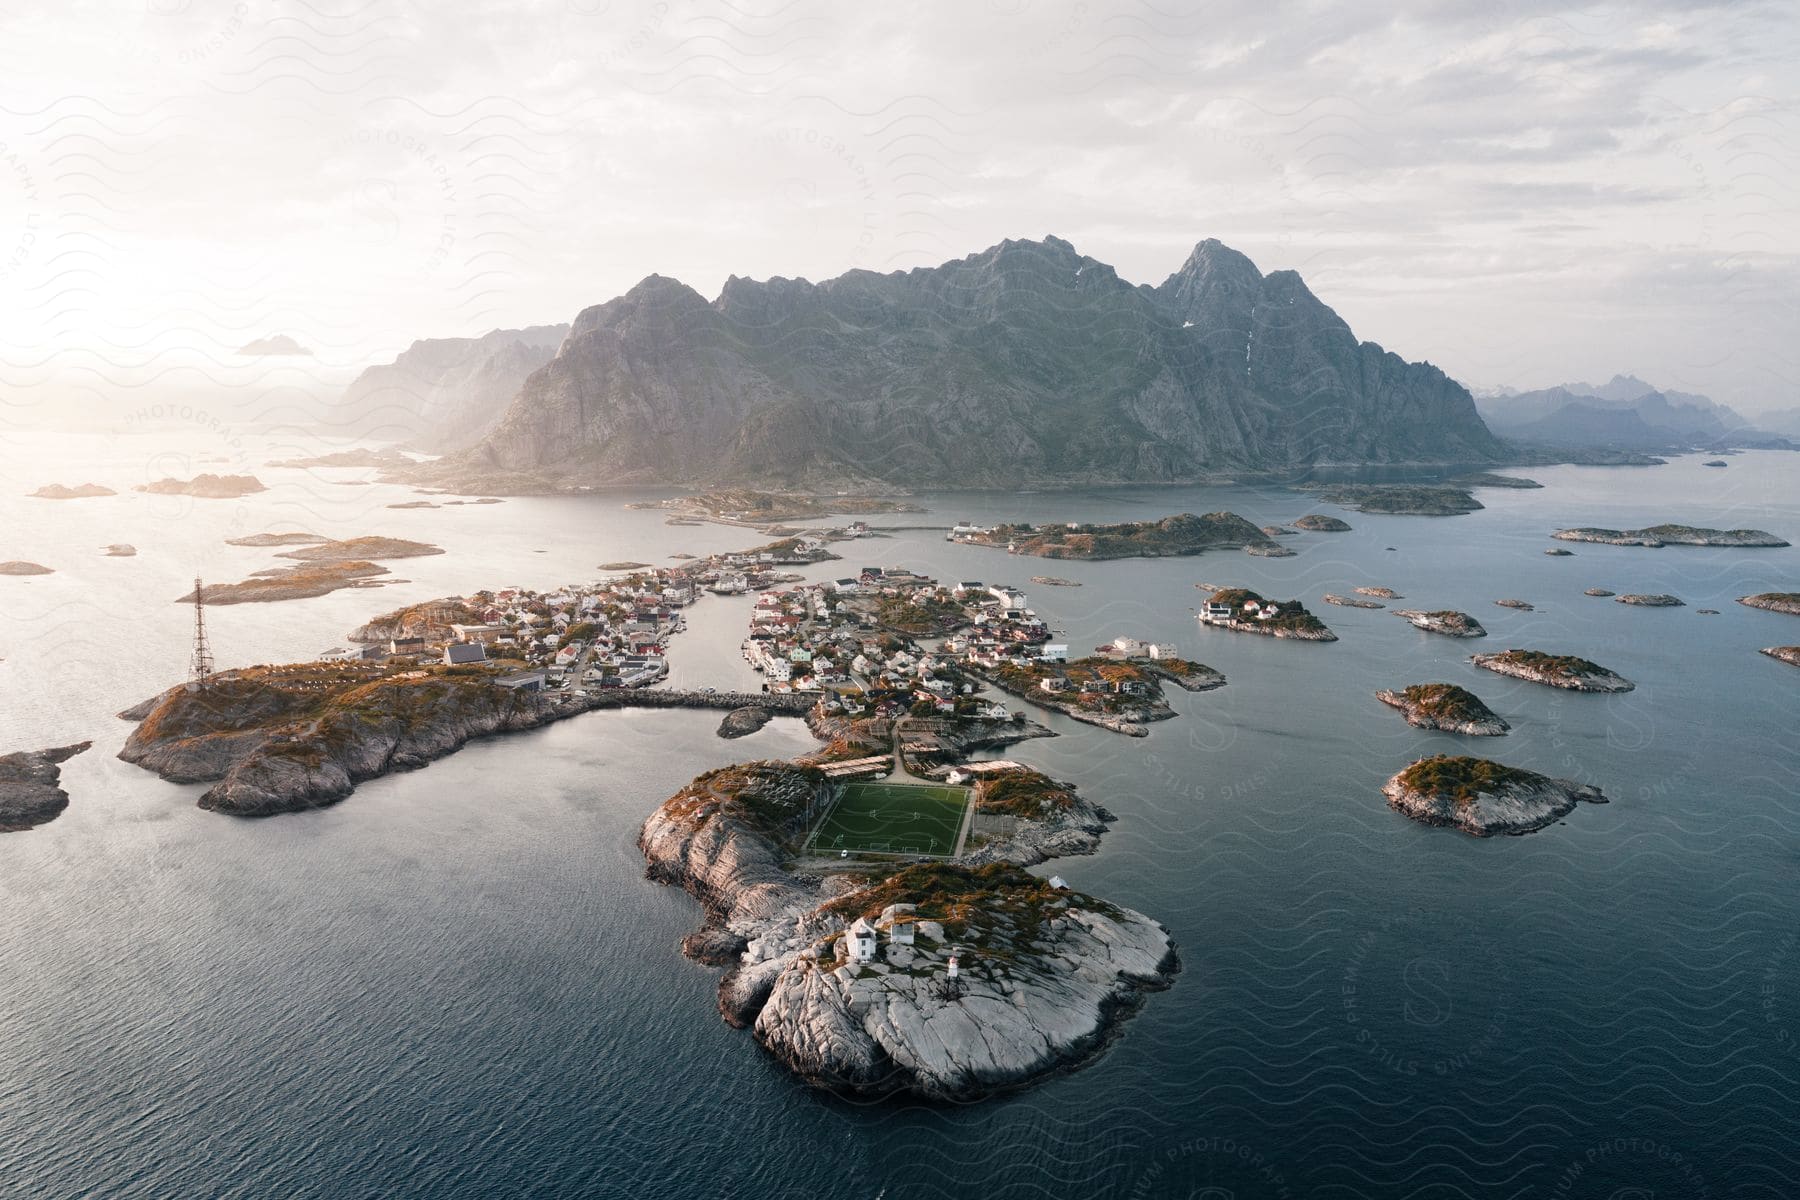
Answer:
[808,782,972,857]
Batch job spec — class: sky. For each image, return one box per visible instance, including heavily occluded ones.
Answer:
[1,0,1796,428]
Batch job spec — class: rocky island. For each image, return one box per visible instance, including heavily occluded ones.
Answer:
[635,490,921,527]
[0,561,54,576]
[1355,586,1402,599]
[1454,473,1542,489]
[226,532,328,547]
[1299,484,1482,515]
[1470,650,1634,692]
[1740,593,1800,617]
[1323,593,1384,609]
[103,544,137,557]
[1494,598,1533,610]
[265,447,408,469]
[276,536,445,562]
[1292,514,1352,531]
[1394,609,1487,638]
[1383,755,1605,837]
[176,562,393,605]
[969,655,1219,737]
[1552,524,1789,548]
[135,473,268,499]
[639,761,1177,1099]
[0,742,91,832]
[1761,646,1800,669]
[955,512,1278,560]
[1029,576,1081,587]
[1616,593,1684,607]
[717,707,774,739]
[1583,588,1616,597]
[117,662,596,815]
[1376,684,1509,735]
[1198,588,1336,640]
[30,482,115,499]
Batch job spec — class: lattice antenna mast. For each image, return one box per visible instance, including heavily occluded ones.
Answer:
[190,576,215,683]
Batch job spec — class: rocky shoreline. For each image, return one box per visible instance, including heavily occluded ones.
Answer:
[1741,593,1800,617]
[1394,609,1487,638]
[638,762,1177,1100]
[1383,755,1605,837]
[30,482,115,499]
[1471,650,1634,692]
[135,473,267,499]
[1375,685,1509,736]
[1762,646,1800,669]
[1552,524,1789,548]
[118,669,816,816]
[0,742,91,832]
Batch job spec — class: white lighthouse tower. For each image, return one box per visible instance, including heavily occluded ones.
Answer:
[848,918,878,964]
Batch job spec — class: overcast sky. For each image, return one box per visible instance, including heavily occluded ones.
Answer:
[1,0,1795,424]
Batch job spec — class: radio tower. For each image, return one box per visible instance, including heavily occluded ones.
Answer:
[189,576,215,683]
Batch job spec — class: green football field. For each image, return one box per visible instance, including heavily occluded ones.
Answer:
[809,782,972,856]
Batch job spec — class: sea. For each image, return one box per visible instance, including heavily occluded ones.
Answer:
[2,429,1797,1199]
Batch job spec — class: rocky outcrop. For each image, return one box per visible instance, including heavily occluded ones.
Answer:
[1376,685,1509,735]
[412,237,1501,492]
[1355,586,1402,598]
[1552,524,1789,548]
[1584,587,1615,597]
[120,671,818,817]
[1616,594,1684,607]
[1394,609,1487,637]
[103,544,136,557]
[1762,646,1800,669]
[1323,594,1384,609]
[135,474,266,498]
[31,482,115,499]
[1292,514,1352,531]
[266,448,409,469]
[0,561,53,575]
[966,512,1279,560]
[0,742,90,832]
[1545,547,1574,556]
[638,765,1176,1100]
[718,707,774,739]
[1471,650,1634,692]
[1300,484,1482,515]
[276,537,444,562]
[1494,599,1533,610]
[1384,755,1605,837]
[175,562,393,605]
[118,669,570,816]
[1741,593,1800,617]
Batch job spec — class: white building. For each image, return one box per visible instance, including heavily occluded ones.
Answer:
[1039,643,1069,662]
[848,918,878,963]
[880,903,917,945]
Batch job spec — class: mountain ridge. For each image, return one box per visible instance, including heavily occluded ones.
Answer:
[410,237,1503,491]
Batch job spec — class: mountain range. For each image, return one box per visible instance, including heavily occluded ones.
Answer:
[1473,374,1777,450]
[341,325,568,453]
[393,236,1502,491]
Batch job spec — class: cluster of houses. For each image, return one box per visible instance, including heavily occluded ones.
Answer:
[322,545,834,693]
[741,569,1021,721]
[1200,597,1277,625]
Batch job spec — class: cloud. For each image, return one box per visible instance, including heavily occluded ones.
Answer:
[0,0,1793,415]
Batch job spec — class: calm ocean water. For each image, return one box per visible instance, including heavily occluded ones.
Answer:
[2,432,1797,1198]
